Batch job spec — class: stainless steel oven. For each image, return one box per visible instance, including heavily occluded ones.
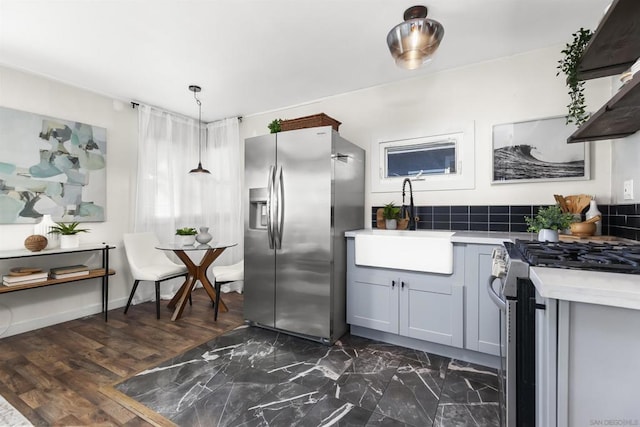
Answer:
[488,242,539,427]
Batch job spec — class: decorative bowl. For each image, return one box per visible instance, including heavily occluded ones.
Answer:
[570,221,596,237]
[24,234,48,252]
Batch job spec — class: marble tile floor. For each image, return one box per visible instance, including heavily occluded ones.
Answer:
[114,325,500,427]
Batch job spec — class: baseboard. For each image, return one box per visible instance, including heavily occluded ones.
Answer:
[350,325,500,369]
[1,296,129,338]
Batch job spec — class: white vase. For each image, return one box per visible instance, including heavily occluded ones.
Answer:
[586,199,602,236]
[176,235,196,246]
[60,234,80,249]
[538,229,559,242]
[196,227,212,244]
[385,219,397,230]
[33,214,59,248]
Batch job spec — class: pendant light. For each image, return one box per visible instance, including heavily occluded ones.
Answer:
[387,5,444,70]
[188,84,210,174]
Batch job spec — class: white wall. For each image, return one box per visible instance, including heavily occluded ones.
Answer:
[611,133,640,204]
[0,65,138,337]
[240,46,613,224]
[0,45,621,337]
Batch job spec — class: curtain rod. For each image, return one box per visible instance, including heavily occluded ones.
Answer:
[130,101,242,122]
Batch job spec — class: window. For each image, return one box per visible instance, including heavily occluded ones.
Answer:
[384,139,457,178]
[371,124,475,193]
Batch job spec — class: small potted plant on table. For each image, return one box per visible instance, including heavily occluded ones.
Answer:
[175,227,197,246]
[48,222,89,249]
[383,202,401,230]
[525,205,574,242]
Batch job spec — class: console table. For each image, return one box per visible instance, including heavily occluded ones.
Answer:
[0,243,115,321]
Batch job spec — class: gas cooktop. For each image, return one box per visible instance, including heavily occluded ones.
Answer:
[514,239,640,274]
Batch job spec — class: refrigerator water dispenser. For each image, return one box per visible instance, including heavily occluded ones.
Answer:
[249,188,268,230]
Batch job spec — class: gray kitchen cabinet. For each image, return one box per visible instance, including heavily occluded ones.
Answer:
[346,239,465,348]
[346,257,399,333]
[463,243,502,356]
[555,300,640,426]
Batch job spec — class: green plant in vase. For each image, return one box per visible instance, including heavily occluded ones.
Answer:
[383,202,401,230]
[48,222,89,249]
[175,227,197,246]
[525,205,574,242]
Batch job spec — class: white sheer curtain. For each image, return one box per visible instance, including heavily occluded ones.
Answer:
[204,118,243,265]
[132,105,242,302]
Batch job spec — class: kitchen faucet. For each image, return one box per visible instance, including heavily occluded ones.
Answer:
[402,178,416,230]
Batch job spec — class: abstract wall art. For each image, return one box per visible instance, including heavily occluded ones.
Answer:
[492,115,589,184]
[0,106,106,223]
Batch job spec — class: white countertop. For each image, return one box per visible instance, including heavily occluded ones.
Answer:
[531,267,640,310]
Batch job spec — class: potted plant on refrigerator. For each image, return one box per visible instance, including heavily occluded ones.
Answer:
[383,202,401,230]
[48,222,89,248]
[175,227,197,246]
[525,205,574,242]
[267,119,282,134]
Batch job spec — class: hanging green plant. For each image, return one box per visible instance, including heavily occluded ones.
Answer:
[556,28,593,126]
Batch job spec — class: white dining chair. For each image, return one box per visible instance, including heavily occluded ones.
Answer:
[211,260,244,320]
[123,232,188,319]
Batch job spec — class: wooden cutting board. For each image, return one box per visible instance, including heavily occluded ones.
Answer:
[560,234,619,242]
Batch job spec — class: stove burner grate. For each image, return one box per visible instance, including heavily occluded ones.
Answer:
[514,239,640,274]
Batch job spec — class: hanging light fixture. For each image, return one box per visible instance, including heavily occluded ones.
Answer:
[387,5,444,70]
[188,84,210,174]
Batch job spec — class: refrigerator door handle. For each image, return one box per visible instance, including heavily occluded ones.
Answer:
[267,165,275,249]
[275,165,284,249]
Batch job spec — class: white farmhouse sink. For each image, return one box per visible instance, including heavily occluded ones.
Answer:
[354,230,455,274]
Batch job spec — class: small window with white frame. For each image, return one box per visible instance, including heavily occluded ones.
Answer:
[371,124,475,193]
[383,137,457,179]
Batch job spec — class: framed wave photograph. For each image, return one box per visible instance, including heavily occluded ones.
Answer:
[492,116,589,184]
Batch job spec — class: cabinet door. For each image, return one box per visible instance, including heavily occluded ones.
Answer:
[346,266,399,333]
[398,247,465,348]
[464,244,502,355]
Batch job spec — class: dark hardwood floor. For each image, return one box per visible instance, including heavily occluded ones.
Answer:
[0,289,244,426]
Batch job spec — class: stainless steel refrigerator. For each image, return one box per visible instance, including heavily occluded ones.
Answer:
[244,126,364,344]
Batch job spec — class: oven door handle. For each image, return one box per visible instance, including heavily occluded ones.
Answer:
[487,275,506,311]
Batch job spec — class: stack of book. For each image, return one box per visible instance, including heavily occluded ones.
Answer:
[50,264,90,279]
[3,271,48,286]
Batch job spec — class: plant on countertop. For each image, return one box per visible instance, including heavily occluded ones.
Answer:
[557,27,593,126]
[382,202,401,220]
[175,227,197,236]
[525,205,575,232]
[268,118,282,134]
[48,222,89,235]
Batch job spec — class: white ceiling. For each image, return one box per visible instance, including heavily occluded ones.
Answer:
[0,0,610,122]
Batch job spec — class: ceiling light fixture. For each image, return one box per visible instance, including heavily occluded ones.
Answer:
[188,84,210,175]
[387,5,444,70]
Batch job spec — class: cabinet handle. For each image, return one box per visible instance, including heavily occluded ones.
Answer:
[391,280,395,288]
[401,281,405,289]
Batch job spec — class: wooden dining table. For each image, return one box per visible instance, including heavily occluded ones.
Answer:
[155,242,237,321]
